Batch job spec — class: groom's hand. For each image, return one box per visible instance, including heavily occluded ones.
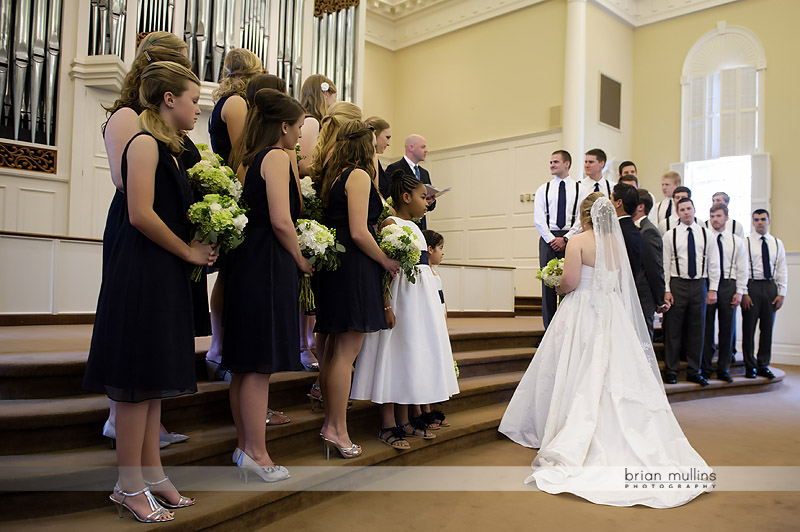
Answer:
[706,290,718,305]
[664,292,674,307]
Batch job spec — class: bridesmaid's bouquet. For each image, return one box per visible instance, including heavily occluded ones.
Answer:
[377,224,425,297]
[295,219,345,311]
[299,176,324,222]
[535,258,565,288]
[187,144,242,202]
[187,194,248,281]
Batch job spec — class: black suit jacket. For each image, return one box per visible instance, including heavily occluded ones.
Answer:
[618,216,643,279]
[384,157,436,229]
[377,161,390,199]
[636,217,665,308]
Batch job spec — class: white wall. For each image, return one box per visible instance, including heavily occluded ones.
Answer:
[424,130,562,297]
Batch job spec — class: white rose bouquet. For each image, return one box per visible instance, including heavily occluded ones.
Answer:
[187,144,242,202]
[535,258,565,288]
[187,193,248,281]
[377,223,424,297]
[298,176,324,222]
[295,219,345,311]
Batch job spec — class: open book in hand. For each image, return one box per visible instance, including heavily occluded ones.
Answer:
[425,184,452,199]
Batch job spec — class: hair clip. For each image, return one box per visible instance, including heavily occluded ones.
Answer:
[144,51,153,63]
[320,82,330,92]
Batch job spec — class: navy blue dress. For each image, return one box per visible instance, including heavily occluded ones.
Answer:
[84,133,197,402]
[208,95,233,165]
[314,168,387,334]
[221,147,303,374]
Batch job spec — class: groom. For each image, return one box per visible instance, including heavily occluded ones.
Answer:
[610,183,643,277]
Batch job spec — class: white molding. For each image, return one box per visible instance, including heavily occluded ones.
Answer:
[681,22,767,80]
[69,56,129,92]
[366,0,744,50]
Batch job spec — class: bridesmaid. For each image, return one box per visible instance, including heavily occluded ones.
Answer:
[305,101,363,409]
[100,31,194,448]
[365,116,392,197]
[221,88,312,482]
[205,48,264,382]
[83,62,217,523]
[314,120,401,458]
[297,74,337,177]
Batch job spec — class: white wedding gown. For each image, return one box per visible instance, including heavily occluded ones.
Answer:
[499,198,713,508]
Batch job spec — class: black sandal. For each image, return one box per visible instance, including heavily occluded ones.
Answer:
[399,422,436,440]
[379,427,410,449]
[411,413,439,431]
[430,409,449,427]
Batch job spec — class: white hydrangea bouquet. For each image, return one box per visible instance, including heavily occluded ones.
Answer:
[535,257,565,288]
[377,224,424,297]
[187,194,248,282]
[187,144,242,202]
[299,176,324,222]
[295,218,345,311]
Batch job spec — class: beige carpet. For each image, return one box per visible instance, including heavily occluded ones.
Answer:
[257,366,800,532]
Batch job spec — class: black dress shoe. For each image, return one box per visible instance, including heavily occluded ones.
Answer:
[662,373,677,384]
[687,374,709,386]
[717,372,734,383]
[701,371,713,380]
[756,367,776,380]
[744,368,757,379]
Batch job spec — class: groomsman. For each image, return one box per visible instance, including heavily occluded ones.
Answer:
[534,150,583,329]
[581,148,615,196]
[651,171,681,226]
[633,189,666,339]
[662,198,720,386]
[386,134,436,229]
[702,203,748,382]
[657,186,692,234]
[706,192,746,238]
[617,163,657,213]
[741,209,788,379]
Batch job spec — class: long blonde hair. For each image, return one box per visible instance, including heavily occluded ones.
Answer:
[138,62,201,154]
[213,48,263,102]
[319,120,377,208]
[103,31,190,131]
[580,192,605,228]
[300,74,336,122]
[308,101,362,183]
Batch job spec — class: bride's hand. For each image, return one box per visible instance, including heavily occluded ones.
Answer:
[555,284,567,296]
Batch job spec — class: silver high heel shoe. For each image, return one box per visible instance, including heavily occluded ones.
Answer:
[232,447,243,464]
[300,348,320,372]
[159,431,190,444]
[109,484,174,523]
[320,433,362,460]
[144,477,195,509]
[103,421,169,449]
[236,451,290,483]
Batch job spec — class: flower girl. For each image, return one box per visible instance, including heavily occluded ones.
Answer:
[350,173,459,448]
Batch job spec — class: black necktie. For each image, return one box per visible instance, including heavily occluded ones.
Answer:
[762,236,771,279]
[665,200,672,219]
[594,182,600,192]
[717,234,724,279]
[687,227,697,278]
[556,180,566,229]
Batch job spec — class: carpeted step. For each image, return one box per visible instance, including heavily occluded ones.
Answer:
[0,404,510,525]
[0,370,525,456]
[455,347,536,377]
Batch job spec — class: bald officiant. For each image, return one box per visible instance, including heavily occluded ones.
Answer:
[385,134,436,229]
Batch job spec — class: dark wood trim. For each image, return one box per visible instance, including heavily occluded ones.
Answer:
[0,314,95,326]
[0,230,103,244]
[447,311,516,318]
[440,262,515,271]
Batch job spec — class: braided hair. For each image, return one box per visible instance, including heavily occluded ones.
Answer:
[390,170,425,206]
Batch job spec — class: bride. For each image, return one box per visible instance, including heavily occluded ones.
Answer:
[499,193,713,508]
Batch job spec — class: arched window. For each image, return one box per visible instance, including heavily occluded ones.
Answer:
[681,22,766,161]
[674,22,769,221]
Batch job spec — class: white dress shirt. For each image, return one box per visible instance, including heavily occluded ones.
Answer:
[745,232,788,296]
[534,175,583,243]
[704,218,746,238]
[652,198,673,227]
[707,228,749,294]
[580,177,614,197]
[403,155,421,177]
[662,221,720,292]
[659,215,701,235]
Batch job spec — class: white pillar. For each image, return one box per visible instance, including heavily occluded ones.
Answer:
[562,0,587,172]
